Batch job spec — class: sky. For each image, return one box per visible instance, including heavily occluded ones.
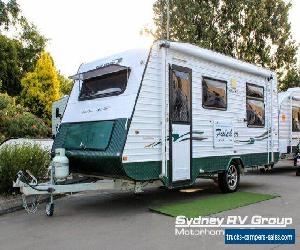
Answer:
[288,0,300,51]
[18,0,300,76]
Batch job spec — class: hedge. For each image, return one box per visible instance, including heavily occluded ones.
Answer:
[0,144,50,194]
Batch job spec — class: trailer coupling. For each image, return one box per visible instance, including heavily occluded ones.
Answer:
[13,171,162,216]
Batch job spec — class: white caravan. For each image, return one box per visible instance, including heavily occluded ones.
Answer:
[14,40,279,216]
[278,87,300,158]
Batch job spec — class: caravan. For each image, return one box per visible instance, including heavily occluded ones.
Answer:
[278,88,300,159]
[14,41,280,216]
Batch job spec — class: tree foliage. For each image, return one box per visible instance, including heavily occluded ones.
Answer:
[0,1,70,126]
[18,17,48,73]
[58,72,73,96]
[0,0,20,30]
[152,0,298,81]
[0,0,47,96]
[0,35,22,95]
[20,52,60,124]
[279,67,300,91]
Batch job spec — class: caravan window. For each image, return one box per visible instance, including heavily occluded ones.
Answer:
[170,67,191,123]
[292,107,300,132]
[246,83,265,127]
[202,77,227,110]
[79,69,130,100]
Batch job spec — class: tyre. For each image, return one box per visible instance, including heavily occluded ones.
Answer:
[218,163,240,193]
[296,169,300,176]
[260,168,266,173]
[46,203,54,217]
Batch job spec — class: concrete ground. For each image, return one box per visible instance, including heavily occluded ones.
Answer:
[0,160,299,250]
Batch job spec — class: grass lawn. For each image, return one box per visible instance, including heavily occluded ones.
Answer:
[150,192,278,218]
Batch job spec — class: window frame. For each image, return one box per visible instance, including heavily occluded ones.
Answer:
[246,82,265,128]
[292,106,300,132]
[169,64,192,124]
[78,69,130,101]
[202,76,228,111]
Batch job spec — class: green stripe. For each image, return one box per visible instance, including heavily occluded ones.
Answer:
[123,152,280,183]
[54,122,279,186]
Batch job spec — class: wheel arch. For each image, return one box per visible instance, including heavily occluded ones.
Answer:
[226,157,245,174]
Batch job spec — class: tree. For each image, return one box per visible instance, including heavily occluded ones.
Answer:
[58,72,73,96]
[20,52,60,123]
[0,35,22,95]
[0,0,20,31]
[0,28,47,96]
[18,17,48,73]
[152,0,298,81]
[279,67,300,91]
[0,1,47,96]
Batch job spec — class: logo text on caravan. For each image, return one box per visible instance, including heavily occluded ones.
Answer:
[175,216,293,228]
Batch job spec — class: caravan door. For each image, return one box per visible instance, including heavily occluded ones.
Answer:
[169,65,192,184]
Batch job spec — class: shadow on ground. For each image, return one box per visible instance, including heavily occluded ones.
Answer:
[59,176,269,218]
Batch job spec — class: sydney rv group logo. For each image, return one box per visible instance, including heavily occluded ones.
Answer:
[174,215,295,244]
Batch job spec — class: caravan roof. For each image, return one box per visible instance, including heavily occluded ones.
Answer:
[278,87,300,105]
[75,40,274,81]
[163,41,274,78]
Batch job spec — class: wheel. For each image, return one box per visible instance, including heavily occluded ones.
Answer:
[265,163,274,170]
[218,163,240,193]
[260,168,266,173]
[46,202,54,217]
[296,169,300,176]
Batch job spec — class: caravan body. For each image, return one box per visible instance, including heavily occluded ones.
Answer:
[278,88,300,157]
[52,40,279,188]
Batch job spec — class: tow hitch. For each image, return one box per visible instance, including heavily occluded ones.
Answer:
[13,169,161,216]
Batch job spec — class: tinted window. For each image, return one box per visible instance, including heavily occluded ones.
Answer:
[202,77,227,110]
[247,84,264,98]
[170,68,191,123]
[246,83,265,127]
[292,106,300,132]
[79,69,129,100]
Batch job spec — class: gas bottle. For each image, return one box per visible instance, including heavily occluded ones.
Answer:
[52,148,69,180]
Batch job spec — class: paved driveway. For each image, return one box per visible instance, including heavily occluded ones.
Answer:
[0,160,299,250]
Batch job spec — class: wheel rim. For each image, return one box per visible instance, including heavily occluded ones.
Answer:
[227,165,238,190]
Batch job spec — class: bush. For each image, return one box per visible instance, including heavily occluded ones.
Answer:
[0,93,14,110]
[0,144,50,194]
[0,93,50,143]
[5,112,50,138]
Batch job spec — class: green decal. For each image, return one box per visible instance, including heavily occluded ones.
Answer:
[145,131,206,148]
[235,130,271,144]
